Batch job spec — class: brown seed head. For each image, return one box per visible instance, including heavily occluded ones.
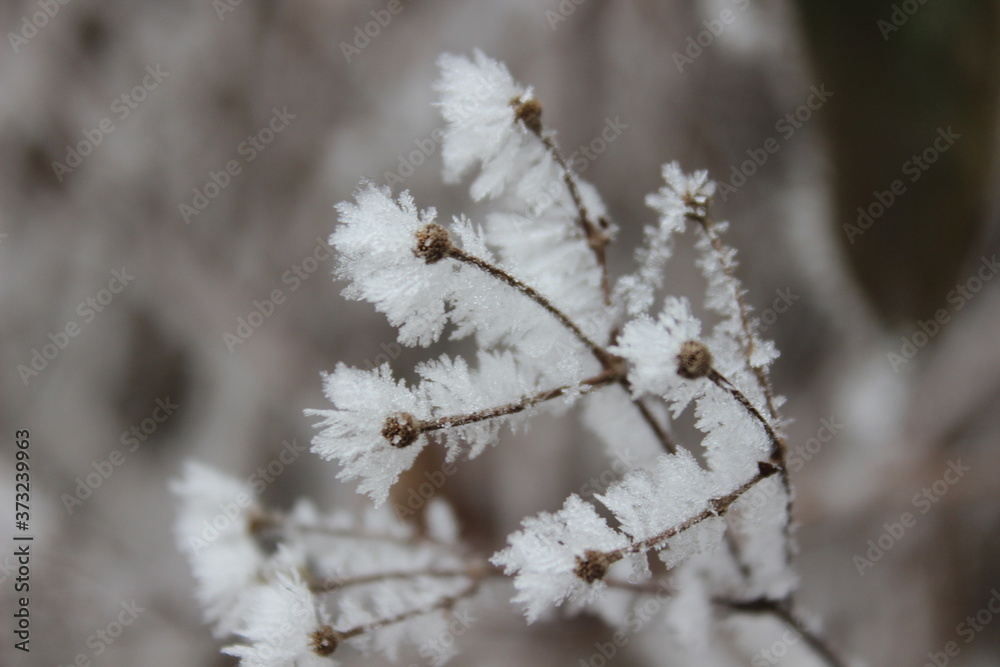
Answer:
[512,97,543,135]
[381,412,420,448]
[574,549,620,583]
[310,625,339,657]
[676,340,712,379]
[413,223,453,264]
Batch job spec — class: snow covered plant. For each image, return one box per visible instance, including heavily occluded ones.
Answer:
[174,51,846,666]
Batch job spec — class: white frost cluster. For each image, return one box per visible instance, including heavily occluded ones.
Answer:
[173,463,478,667]
[180,50,806,667]
[435,49,533,200]
[306,350,560,505]
[171,461,275,636]
[491,495,630,623]
[438,50,613,356]
[614,162,714,316]
[223,571,335,667]
[611,295,705,414]
[305,363,432,506]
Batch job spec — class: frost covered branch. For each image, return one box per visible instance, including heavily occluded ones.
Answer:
[174,49,846,667]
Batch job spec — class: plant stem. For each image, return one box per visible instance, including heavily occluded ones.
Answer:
[539,134,612,304]
[707,367,795,564]
[418,367,621,433]
[600,465,776,562]
[310,567,473,593]
[716,597,847,667]
[449,248,615,367]
[445,245,676,453]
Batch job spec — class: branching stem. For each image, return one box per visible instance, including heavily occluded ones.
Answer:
[707,367,794,564]
[335,579,483,642]
[444,245,676,453]
[595,465,776,564]
[716,597,847,667]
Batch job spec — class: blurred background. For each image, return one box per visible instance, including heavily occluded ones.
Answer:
[2,0,999,665]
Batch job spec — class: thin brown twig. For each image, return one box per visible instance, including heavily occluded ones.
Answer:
[628,392,676,455]
[539,134,612,305]
[685,207,780,423]
[335,578,483,642]
[445,245,677,453]
[418,367,621,433]
[449,248,617,368]
[310,568,472,594]
[716,597,847,667]
[685,206,798,565]
[706,369,783,461]
[707,367,794,565]
[598,464,778,562]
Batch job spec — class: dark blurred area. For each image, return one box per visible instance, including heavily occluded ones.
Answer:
[1,1,998,665]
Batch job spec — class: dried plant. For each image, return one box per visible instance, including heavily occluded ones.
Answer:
[174,50,845,666]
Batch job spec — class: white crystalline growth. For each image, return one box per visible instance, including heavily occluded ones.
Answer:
[332,184,455,348]
[435,49,534,201]
[596,449,726,547]
[611,296,707,416]
[416,351,541,461]
[223,571,336,667]
[305,363,431,506]
[170,461,270,636]
[615,162,714,316]
[491,495,629,623]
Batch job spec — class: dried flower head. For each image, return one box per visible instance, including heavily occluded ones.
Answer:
[676,340,712,379]
[414,223,453,264]
[573,549,620,583]
[381,411,421,448]
[310,625,339,657]
[512,96,543,135]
